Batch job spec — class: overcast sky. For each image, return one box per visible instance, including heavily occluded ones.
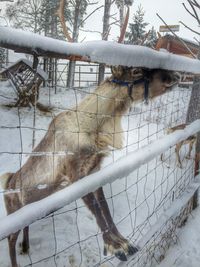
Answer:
[83,0,199,42]
[0,0,199,43]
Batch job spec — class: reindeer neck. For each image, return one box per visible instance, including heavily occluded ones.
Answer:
[77,79,132,116]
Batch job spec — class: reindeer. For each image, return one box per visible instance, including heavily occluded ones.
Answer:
[1,66,179,267]
[161,123,197,168]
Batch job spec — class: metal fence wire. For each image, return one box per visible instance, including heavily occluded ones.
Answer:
[0,60,199,267]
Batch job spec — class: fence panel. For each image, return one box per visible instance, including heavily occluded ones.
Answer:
[0,62,199,267]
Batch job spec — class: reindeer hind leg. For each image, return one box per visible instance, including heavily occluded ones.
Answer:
[175,143,182,168]
[20,226,29,254]
[186,139,195,159]
[8,231,20,267]
[4,189,23,266]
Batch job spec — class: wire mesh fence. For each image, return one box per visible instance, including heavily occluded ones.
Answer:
[0,60,199,267]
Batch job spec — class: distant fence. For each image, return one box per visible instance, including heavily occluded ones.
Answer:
[1,57,111,91]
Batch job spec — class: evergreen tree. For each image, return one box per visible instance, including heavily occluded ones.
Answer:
[145,27,157,48]
[125,5,148,45]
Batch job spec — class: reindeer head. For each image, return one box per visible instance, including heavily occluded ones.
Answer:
[146,69,180,99]
[111,66,180,102]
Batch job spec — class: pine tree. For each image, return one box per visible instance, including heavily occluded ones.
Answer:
[125,4,148,45]
[145,27,157,48]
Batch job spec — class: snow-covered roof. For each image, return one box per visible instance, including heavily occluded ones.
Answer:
[0,26,200,74]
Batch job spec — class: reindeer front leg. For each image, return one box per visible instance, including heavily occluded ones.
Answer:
[186,138,196,159]
[82,190,137,261]
[70,147,138,261]
[94,187,138,260]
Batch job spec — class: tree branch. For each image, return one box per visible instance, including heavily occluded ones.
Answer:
[79,5,104,27]
[118,6,130,43]
[56,0,73,42]
[194,37,200,44]
[182,2,197,20]
[179,20,200,36]
[190,0,200,9]
[188,0,200,25]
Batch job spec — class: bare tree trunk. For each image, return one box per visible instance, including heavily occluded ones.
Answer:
[67,0,81,88]
[186,75,200,172]
[67,61,76,87]
[98,0,112,85]
[118,1,125,30]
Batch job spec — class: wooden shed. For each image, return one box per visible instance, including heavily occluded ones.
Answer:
[155,34,199,58]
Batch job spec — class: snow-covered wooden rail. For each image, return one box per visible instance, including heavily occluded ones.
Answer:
[0,119,199,241]
[1,26,200,74]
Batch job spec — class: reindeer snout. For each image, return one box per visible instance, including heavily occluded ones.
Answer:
[173,72,181,83]
[165,72,180,88]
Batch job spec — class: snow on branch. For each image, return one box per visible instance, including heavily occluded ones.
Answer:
[0,120,200,240]
[1,26,200,73]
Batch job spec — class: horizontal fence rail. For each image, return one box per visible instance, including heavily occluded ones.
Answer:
[0,119,199,241]
[1,26,200,73]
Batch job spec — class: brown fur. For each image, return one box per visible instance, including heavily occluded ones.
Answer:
[161,123,197,168]
[1,66,179,266]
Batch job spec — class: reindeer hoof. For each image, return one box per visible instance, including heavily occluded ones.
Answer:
[103,235,138,261]
[114,245,138,261]
[19,242,29,255]
[103,246,107,256]
[128,244,138,255]
[115,251,127,261]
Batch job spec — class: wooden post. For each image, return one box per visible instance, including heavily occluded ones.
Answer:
[79,65,81,88]
[186,72,200,210]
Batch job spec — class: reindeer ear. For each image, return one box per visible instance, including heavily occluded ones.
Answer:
[111,66,124,78]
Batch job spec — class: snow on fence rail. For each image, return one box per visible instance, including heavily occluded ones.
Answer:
[0,120,200,240]
[1,26,200,73]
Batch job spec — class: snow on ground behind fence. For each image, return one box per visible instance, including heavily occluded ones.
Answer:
[0,75,199,267]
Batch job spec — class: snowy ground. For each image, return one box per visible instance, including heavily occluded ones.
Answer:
[0,80,197,267]
[158,195,200,267]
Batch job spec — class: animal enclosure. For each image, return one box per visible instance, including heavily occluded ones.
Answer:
[0,62,199,267]
[0,27,200,267]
